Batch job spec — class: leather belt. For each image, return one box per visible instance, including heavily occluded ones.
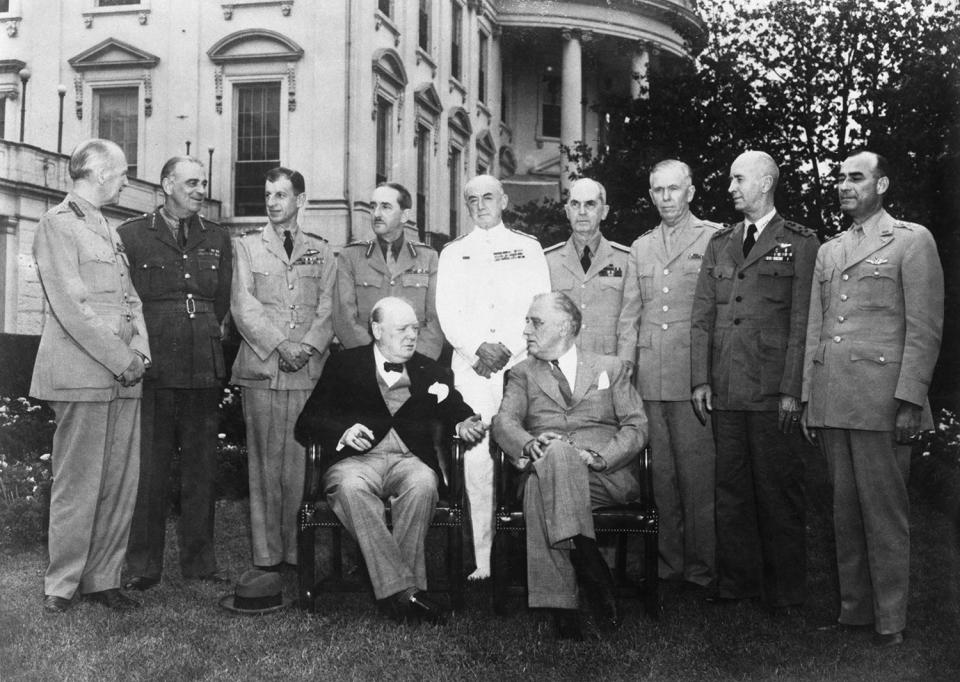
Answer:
[143,296,215,318]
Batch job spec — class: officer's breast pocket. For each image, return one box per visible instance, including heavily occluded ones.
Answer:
[711,265,735,303]
[818,269,834,312]
[758,261,794,303]
[197,254,221,292]
[252,267,281,300]
[855,263,898,310]
[400,272,429,306]
[636,264,656,301]
[295,263,325,302]
[78,247,118,294]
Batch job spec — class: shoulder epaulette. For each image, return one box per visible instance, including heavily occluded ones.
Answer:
[198,215,222,229]
[241,227,264,236]
[445,233,469,246]
[609,241,631,253]
[305,232,328,243]
[711,224,734,238]
[826,232,843,242]
[543,241,566,253]
[636,227,656,240]
[697,220,724,231]
[344,239,370,247]
[118,213,148,228]
[67,201,85,218]
[508,227,540,242]
[893,220,921,231]
[783,221,816,237]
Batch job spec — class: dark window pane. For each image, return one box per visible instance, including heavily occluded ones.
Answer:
[95,87,138,177]
[378,0,391,16]
[234,83,281,216]
[448,147,461,237]
[418,0,430,52]
[98,0,140,5]
[451,4,462,80]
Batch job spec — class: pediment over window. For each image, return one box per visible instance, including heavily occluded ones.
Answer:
[372,48,408,90]
[414,83,442,117]
[448,107,472,138]
[68,38,160,71]
[476,128,496,156]
[207,29,304,64]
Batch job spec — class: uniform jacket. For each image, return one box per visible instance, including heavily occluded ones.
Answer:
[293,344,475,488]
[436,222,550,375]
[30,193,149,402]
[118,209,232,388]
[690,213,819,411]
[802,209,943,430]
[492,350,647,476]
[231,223,336,390]
[333,238,443,359]
[545,236,629,355]
[617,214,720,401]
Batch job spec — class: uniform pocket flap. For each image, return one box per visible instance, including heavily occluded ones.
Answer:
[712,264,735,279]
[635,330,653,348]
[850,343,901,365]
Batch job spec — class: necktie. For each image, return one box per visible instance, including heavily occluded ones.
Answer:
[383,361,404,373]
[177,219,187,249]
[283,230,294,258]
[549,359,573,406]
[580,245,592,273]
[742,223,757,258]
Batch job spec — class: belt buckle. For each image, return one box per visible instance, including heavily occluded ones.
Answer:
[185,296,196,318]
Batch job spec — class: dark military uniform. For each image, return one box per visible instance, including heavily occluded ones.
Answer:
[118,208,233,581]
[333,237,443,359]
[690,213,818,606]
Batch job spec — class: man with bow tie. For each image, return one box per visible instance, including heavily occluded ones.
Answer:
[231,167,337,571]
[801,150,943,646]
[690,150,819,611]
[617,159,721,590]
[118,155,233,591]
[295,297,485,624]
[492,292,647,639]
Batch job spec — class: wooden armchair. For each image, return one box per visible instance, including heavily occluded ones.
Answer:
[490,444,660,617]
[296,428,467,612]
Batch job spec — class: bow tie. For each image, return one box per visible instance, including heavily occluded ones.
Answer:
[383,361,404,373]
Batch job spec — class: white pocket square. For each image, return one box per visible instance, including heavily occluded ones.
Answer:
[597,371,610,390]
[427,381,449,403]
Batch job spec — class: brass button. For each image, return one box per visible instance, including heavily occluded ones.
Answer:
[833,335,842,343]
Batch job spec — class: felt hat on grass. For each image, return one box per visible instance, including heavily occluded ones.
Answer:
[219,569,293,615]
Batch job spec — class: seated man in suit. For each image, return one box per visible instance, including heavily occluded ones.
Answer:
[295,296,485,624]
[492,292,647,639]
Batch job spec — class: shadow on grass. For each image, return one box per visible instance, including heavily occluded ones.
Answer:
[1,442,958,681]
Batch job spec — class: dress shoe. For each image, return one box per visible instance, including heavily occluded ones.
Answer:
[83,589,142,611]
[123,576,160,591]
[254,563,282,573]
[553,609,584,641]
[189,570,231,585]
[571,537,620,630]
[811,621,872,634]
[403,590,448,625]
[42,595,72,614]
[874,631,905,648]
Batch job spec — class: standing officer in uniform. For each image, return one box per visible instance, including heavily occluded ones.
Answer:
[436,174,551,579]
[32,139,149,613]
[618,159,720,588]
[802,150,943,646]
[232,167,337,570]
[690,150,819,610]
[333,182,442,359]
[119,156,232,590]
[544,178,628,356]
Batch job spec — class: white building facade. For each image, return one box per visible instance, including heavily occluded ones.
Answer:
[0,0,705,335]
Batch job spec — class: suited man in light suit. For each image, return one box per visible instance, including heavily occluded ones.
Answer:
[690,150,819,609]
[493,292,647,639]
[295,297,485,624]
[617,159,720,588]
[31,139,150,613]
[802,150,943,646]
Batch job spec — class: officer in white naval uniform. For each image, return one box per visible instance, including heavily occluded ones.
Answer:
[436,174,550,578]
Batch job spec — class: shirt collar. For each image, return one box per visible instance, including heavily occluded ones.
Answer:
[573,233,602,257]
[373,344,405,386]
[748,209,777,237]
[554,343,578,388]
[378,234,405,260]
[852,208,884,234]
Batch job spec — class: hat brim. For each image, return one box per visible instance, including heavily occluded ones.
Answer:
[218,594,295,615]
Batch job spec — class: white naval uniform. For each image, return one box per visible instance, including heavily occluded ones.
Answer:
[436,222,550,575]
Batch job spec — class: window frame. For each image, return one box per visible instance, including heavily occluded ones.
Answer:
[92,84,141,177]
[232,79,283,218]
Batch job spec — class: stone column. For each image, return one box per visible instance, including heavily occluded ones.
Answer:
[560,28,584,192]
[631,44,650,100]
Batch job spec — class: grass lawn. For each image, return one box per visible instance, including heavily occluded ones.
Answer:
[2,446,959,681]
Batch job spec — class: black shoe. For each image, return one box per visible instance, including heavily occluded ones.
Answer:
[189,570,231,585]
[874,631,905,648]
[123,576,160,591]
[553,609,584,641]
[383,590,448,625]
[83,589,142,611]
[571,536,620,630]
[42,595,72,614]
[810,621,872,634]
[254,563,282,573]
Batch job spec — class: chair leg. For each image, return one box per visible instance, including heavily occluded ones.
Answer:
[449,525,464,610]
[330,526,344,581]
[297,525,317,611]
[615,533,628,584]
[644,532,660,619]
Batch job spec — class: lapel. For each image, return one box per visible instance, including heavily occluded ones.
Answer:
[560,239,588,282]
[844,210,895,269]
[529,358,569,408]
[742,213,784,268]
[570,352,599,406]
[665,215,704,266]
[149,210,181,253]
[584,237,615,280]
[359,345,391,416]
[725,221,746,267]
[183,214,208,253]
[391,241,416,276]
[261,225,289,263]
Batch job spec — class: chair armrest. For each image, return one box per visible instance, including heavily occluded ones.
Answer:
[302,443,324,504]
[637,445,654,507]
[493,442,512,515]
[449,435,465,507]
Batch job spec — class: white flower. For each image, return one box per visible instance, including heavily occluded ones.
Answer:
[427,382,449,403]
[40,453,51,461]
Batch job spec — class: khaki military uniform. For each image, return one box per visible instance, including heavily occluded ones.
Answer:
[30,193,150,599]
[690,213,819,606]
[803,209,943,634]
[617,214,719,585]
[333,237,442,359]
[231,224,336,566]
[545,236,629,355]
